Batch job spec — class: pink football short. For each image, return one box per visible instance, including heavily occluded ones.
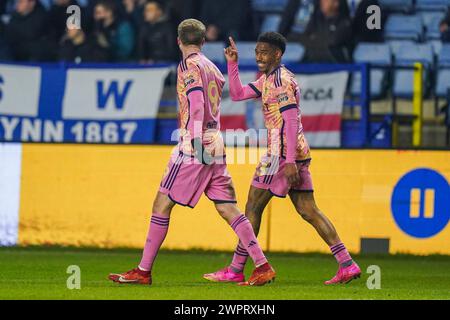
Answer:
[159,152,237,208]
[251,155,314,197]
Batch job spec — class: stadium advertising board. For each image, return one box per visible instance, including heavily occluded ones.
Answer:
[1,145,448,255]
[0,63,349,147]
[297,71,348,147]
[0,64,171,144]
[0,143,21,246]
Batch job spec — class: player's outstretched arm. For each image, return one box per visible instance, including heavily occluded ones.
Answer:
[225,37,261,101]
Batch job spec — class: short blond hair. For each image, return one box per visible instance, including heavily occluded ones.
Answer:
[177,19,206,46]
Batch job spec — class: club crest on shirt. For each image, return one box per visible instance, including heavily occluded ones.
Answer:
[257,161,271,176]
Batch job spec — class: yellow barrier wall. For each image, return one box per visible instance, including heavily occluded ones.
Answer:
[18,145,450,255]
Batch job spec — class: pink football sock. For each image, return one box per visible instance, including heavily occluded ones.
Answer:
[330,242,353,267]
[230,242,249,273]
[138,213,170,271]
[230,214,267,267]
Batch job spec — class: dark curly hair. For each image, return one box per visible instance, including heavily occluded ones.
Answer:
[257,32,287,55]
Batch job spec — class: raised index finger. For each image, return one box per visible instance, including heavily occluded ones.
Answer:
[228,37,237,50]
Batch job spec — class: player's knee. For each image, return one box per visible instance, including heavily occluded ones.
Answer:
[152,202,171,216]
[152,194,173,216]
[215,203,239,223]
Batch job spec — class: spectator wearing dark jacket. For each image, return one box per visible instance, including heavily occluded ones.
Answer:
[300,0,353,63]
[440,9,450,42]
[87,0,127,21]
[199,0,254,41]
[59,28,110,62]
[85,0,128,35]
[0,21,12,61]
[0,1,7,15]
[92,0,135,62]
[279,0,302,38]
[5,0,56,61]
[352,0,384,44]
[48,0,88,43]
[166,0,202,28]
[122,0,146,31]
[137,1,177,63]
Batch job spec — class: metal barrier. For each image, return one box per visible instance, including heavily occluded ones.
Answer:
[369,63,425,148]
[412,62,423,147]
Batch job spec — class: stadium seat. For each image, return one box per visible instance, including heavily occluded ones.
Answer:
[252,0,288,12]
[384,14,424,41]
[436,45,450,97]
[438,44,450,67]
[351,43,392,98]
[353,43,392,65]
[395,42,434,66]
[420,11,446,40]
[436,69,450,97]
[428,40,443,57]
[416,0,450,11]
[387,40,416,57]
[235,42,258,65]
[378,0,414,12]
[282,43,305,63]
[393,43,434,98]
[260,14,282,33]
[202,42,225,64]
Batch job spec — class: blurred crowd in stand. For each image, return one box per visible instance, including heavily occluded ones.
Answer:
[0,0,448,64]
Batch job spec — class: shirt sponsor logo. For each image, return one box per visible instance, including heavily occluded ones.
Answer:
[277,92,289,103]
[206,121,217,129]
[184,75,195,88]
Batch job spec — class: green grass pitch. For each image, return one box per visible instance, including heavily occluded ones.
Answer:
[1,246,449,300]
